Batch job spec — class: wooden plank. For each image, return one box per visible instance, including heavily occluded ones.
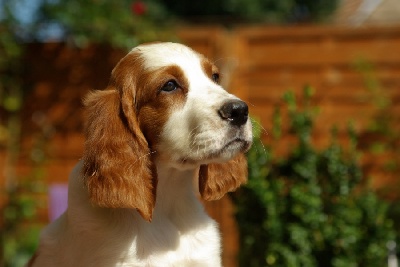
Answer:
[235,25,400,43]
[177,26,225,59]
[234,25,400,67]
[247,38,400,67]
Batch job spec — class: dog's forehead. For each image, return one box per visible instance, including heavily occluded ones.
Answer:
[131,42,203,71]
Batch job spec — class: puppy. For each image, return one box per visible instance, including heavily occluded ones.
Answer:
[30,42,252,267]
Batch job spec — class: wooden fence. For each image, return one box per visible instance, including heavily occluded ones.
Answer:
[231,26,400,192]
[1,25,400,267]
[235,26,400,136]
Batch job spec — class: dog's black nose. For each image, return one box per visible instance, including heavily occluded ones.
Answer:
[218,100,249,126]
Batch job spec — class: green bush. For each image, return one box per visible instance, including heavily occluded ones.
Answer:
[234,87,396,267]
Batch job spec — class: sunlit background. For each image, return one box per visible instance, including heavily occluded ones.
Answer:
[1,0,400,266]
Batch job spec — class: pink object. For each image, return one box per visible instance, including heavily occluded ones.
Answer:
[49,184,68,222]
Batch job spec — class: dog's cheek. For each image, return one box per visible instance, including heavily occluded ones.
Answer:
[159,109,191,153]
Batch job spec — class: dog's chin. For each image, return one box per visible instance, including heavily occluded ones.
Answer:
[211,138,252,161]
[174,138,252,168]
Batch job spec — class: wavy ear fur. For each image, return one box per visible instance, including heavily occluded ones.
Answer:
[82,89,156,221]
[199,153,247,201]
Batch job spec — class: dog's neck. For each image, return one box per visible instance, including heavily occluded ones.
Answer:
[152,164,208,230]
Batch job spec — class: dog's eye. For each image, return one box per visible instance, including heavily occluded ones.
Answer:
[161,80,178,92]
[212,73,220,83]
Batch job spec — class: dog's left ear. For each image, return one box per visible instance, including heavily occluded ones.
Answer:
[199,153,248,201]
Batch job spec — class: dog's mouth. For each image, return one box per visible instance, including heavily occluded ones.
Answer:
[219,138,252,154]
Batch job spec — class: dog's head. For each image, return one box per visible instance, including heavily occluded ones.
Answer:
[82,42,252,221]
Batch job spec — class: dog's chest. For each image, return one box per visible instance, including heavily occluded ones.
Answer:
[115,215,222,266]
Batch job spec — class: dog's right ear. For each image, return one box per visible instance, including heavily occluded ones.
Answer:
[82,89,156,221]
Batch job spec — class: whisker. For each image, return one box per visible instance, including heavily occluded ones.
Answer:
[249,118,269,156]
[188,125,201,137]
[188,125,201,147]
[250,118,269,136]
[256,138,268,156]
[246,100,257,108]
[213,57,236,65]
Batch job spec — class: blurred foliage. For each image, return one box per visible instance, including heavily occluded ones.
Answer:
[37,0,175,49]
[234,87,395,266]
[354,59,400,257]
[3,0,339,50]
[354,59,399,172]
[0,3,24,120]
[161,0,338,23]
[2,182,45,267]
[0,1,49,266]
[2,112,51,266]
[0,5,39,266]
[0,3,25,182]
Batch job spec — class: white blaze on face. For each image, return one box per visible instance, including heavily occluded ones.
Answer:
[136,43,252,167]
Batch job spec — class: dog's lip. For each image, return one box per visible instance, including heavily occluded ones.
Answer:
[177,138,251,165]
[220,137,252,153]
[200,137,251,162]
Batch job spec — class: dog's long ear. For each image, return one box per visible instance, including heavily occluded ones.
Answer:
[199,153,247,201]
[82,89,156,221]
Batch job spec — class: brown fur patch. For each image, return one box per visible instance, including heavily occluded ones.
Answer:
[199,153,248,201]
[200,57,219,83]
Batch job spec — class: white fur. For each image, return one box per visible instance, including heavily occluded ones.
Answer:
[31,43,252,267]
[33,162,221,267]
